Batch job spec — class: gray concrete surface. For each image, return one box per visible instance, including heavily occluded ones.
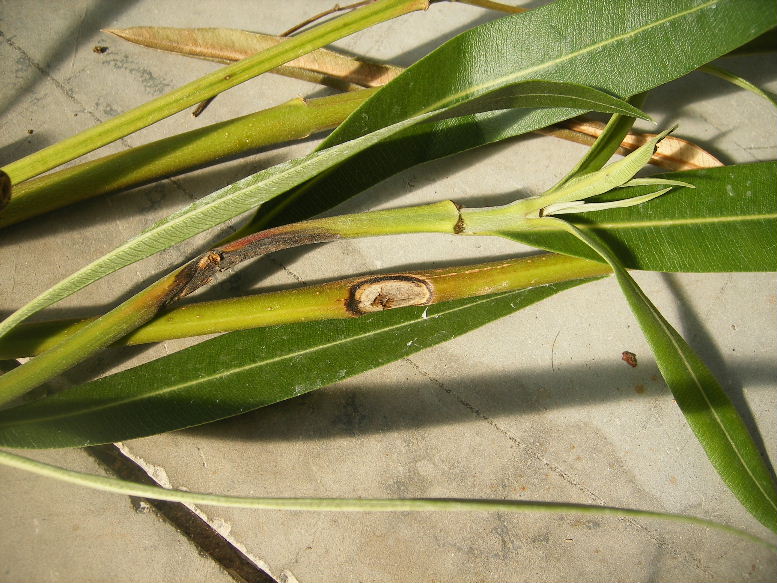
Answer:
[1,0,776,581]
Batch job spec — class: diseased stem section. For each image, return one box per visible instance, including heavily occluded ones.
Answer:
[0,200,459,404]
[0,253,610,358]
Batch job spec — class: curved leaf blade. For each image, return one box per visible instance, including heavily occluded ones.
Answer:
[247,0,776,230]
[0,281,586,449]
[1,450,774,551]
[532,218,777,532]
[501,162,777,272]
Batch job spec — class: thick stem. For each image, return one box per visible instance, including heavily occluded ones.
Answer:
[0,253,611,358]
[0,0,427,187]
[0,91,374,228]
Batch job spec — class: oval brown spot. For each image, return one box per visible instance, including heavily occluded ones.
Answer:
[347,275,433,315]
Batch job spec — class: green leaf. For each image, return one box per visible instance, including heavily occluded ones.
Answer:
[0,450,774,551]
[552,93,648,187]
[245,0,777,231]
[0,281,586,448]
[700,63,777,108]
[0,80,638,340]
[530,217,777,532]
[498,162,777,272]
[528,128,674,213]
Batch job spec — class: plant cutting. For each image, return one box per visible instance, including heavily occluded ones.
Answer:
[0,0,775,579]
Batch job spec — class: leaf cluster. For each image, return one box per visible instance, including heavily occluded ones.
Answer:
[0,0,776,562]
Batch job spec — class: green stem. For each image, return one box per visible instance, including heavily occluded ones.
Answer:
[0,0,427,187]
[0,449,772,550]
[0,200,459,405]
[0,90,374,228]
[0,253,611,358]
[0,269,186,406]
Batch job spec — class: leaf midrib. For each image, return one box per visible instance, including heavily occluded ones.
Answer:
[415,0,718,116]
[635,283,777,513]
[524,212,777,232]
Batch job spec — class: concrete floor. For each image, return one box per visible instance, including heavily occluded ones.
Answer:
[1,1,775,581]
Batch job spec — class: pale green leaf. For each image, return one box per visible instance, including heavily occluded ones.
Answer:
[0,449,773,550]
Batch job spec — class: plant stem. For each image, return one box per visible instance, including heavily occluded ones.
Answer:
[0,253,610,358]
[0,271,183,405]
[0,90,375,228]
[0,0,427,187]
[281,1,376,36]
[0,200,458,404]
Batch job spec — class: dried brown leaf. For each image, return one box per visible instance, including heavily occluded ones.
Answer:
[105,26,402,89]
[538,119,723,171]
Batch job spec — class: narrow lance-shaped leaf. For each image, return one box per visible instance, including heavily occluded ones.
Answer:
[0,450,773,551]
[527,216,777,533]
[105,26,404,90]
[0,81,645,340]
[242,0,776,232]
[550,93,648,186]
[699,64,777,108]
[0,282,587,448]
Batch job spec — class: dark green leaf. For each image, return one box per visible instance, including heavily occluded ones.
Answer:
[537,218,777,532]
[502,162,777,272]
[0,281,588,448]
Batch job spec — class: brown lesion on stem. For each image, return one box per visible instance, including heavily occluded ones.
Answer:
[346,274,434,315]
[162,224,342,306]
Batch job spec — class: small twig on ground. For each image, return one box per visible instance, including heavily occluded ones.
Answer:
[281,1,376,36]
